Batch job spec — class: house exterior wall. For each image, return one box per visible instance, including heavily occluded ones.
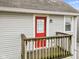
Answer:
[0,12,77,59]
[49,15,64,36]
[0,12,33,59]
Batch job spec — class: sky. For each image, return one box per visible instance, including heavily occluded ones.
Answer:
[64,0,79,10]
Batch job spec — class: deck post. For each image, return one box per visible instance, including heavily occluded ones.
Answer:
[21,34,27,59]
[24,41,27,59]
[69,35,72,52]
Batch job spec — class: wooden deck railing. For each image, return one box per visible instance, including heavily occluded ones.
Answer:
[56,32,72,36]
[21,32,72,59]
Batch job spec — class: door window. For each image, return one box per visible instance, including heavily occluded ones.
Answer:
[37,19,44,33]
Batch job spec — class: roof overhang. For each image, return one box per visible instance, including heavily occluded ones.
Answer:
[0,7,79,16]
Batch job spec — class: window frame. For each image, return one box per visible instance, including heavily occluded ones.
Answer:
[64,16,73,32]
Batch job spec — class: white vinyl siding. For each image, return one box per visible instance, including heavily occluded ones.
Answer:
[0,13,33,59]
[49,15,64,36]
[0,12,77,59]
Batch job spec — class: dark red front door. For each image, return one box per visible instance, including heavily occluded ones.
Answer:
[35,16,46,48]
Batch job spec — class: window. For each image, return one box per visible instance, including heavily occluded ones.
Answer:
[65,16,72,31]
[65,22,71,31]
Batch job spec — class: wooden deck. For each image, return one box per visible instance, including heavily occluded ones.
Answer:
[27,46,72,59]
[21,33,72,59]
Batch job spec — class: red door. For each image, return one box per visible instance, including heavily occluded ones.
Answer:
[35,16,46,48]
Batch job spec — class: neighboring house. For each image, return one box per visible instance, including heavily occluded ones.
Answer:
[77,17,79,42]
[0,0,79,59]
[77,10,79,42]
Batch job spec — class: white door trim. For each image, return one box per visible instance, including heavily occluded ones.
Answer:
[33,14,50,37]
[64,15,65,32]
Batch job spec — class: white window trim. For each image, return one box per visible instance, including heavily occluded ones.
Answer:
[64,16,73,33]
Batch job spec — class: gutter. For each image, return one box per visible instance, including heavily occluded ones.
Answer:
[0,7,79,16]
